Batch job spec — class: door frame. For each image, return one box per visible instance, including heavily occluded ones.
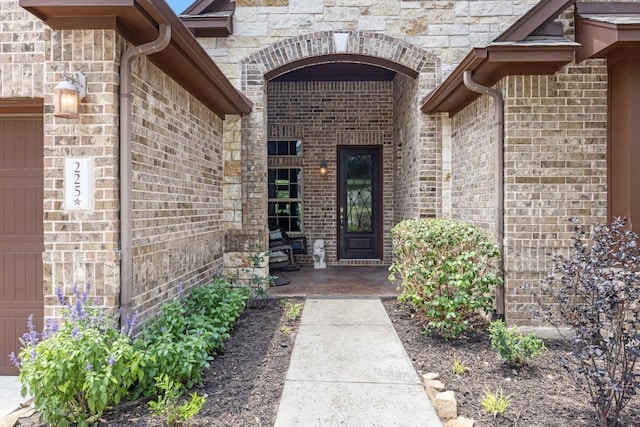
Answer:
[336,145,383,260]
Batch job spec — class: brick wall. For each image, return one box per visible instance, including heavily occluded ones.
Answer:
[450,61,608,324]
[392,72,441,221]
[129,59,226,320]
[2,0,231,322]
[42,29,122,318]
[502,63,608,324]
[267,80,394,264]
[0,0,45,98]
[451,94,497,232]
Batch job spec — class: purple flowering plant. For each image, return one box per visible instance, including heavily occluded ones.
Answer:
[11,284,144,427]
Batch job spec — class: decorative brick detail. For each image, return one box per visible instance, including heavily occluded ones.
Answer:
[243,31,432,77]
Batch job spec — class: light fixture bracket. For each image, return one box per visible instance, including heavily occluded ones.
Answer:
[62,71,87,100]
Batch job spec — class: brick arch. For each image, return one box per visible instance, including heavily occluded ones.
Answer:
[236,31,441,260]
[243,31,437,79]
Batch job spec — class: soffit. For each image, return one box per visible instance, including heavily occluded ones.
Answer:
[265,54,416,82]
[421,42,575,115]
[19,0,251,118]
[270,63,396,82]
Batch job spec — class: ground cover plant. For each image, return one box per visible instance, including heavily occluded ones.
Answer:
[133,277,250,396]
[389,218,502,338]
[538,217,640,427]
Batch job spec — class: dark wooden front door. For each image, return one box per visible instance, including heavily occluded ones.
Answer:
[0,114,44,374]
[338,146,382,260]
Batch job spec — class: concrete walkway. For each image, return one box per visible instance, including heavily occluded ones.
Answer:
[0,376,32,426]
[274,297,442,427]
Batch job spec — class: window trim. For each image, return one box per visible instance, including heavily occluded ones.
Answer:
[267,167,304,233]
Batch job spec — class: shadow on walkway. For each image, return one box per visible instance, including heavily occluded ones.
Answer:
[269,265,398,297]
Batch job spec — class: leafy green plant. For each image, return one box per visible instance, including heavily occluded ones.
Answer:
[280,299,304,321]
[488,320,545,369]
[10,285,143,427]
[538,217,640,427]
[149,374,206,426]
[248,283,271,309]
[389,218,502,338]
[134,278,249,396]
[481,386,510,418]
[451,357,469,375]
[246,251,273,308]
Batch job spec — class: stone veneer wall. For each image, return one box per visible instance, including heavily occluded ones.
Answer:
[3,0,230,321]
[267,80,394,264]
[205,0,540,87]
[450,62,608,324]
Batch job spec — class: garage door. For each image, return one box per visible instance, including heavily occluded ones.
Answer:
[0,111,44,375]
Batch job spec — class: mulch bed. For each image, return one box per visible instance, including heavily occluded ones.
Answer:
[16,296,640,426]
[385,299,640,427]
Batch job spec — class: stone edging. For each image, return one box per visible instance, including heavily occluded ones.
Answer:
[422,372,475,427]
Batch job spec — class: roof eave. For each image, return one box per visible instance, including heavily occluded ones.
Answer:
[19,0,252,118]
[181,15,233,37]
[421,44,575,116]
[496,0,576,42]
[575,17,640,62]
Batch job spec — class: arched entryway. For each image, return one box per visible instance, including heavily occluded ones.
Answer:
[240,31,440,268]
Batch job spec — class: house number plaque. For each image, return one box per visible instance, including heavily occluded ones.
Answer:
[64,157,93,211]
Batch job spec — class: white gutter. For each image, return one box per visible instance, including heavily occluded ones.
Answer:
[120,24,172,318]
[462,70,505,319]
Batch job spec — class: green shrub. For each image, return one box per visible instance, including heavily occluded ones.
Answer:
[10,285,143,427]
[389,218,502,338]
[488,320,545,369]
[134,277,250,396]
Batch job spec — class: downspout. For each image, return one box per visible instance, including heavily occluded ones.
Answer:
[462,70,505,320]
[120,24,172,318]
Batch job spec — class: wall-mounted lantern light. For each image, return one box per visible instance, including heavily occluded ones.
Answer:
[320,160,328,175]
[53,71,87,119]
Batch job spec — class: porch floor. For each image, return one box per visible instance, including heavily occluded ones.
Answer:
[268,265,398,297]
